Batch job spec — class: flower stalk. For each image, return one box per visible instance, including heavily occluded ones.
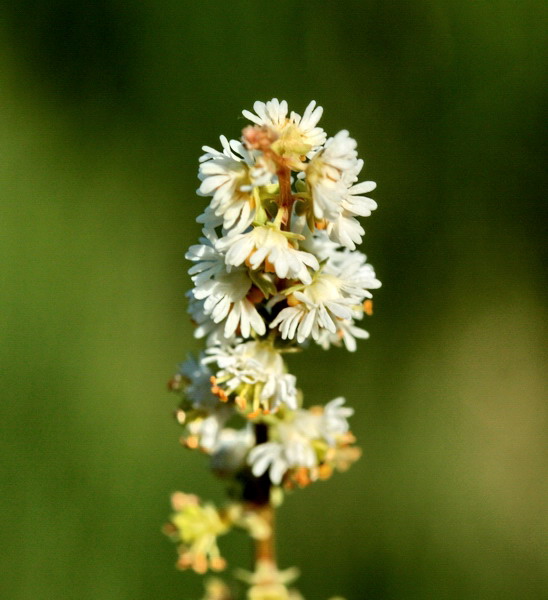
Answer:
[165,99,380,600]
[250,422,276,568]
[276,166,294,230]
[252,503,275,564]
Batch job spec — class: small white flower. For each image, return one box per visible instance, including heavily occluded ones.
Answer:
[326,211,365,250]
[218,225,319,284]
[210,426,254,475]
[341,164,377,218]
[248,152,277,188]
[270,273,355,343]
[204,340,298,411]
[248,442,286,485]
[324,248,382,300]
[297,222,342,261]
[305,130,358,221]
[299,210,365,255]
[318,159,377,249]
[187,295,237,346]
[178,354,217,409]
[321,397,353,445]
[186,231,227,287]
[247,399,353,485]
[236,560,301,600]
[243,99,326,157]
[247,428,316,486]
[288,100,326,150]
[187,405,233,452]
[196,205,225,235]
[193,270,266,339]
[320,130,359,175]
[242,98,289,131]
[198,136,263,232]
[316,317,370,352]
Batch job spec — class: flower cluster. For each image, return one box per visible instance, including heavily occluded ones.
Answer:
[165,492,270,575]
[166,99,380,600]
[199,567,345,600]
[189,99,379,351]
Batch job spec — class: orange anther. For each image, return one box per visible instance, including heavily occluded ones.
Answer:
[315,219,328,230]
[264,258,276,274]
[318,463,333,480]
[294,467,311,487]
[193,553,208,575]
[246,286,265,304]
[185,436,199,450]
[210,556,227,571]
[177,553,193,569]
[210,376,229,402]
[364,300,373,316]
[167,374,182,391]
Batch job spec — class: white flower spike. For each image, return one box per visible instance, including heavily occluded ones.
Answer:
[167,99,380,599]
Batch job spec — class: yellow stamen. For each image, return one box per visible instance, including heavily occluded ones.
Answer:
[253,383,263,414]
[235,395,247,411]
[286,293,300,307]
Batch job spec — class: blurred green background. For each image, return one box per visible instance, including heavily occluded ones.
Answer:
[1,2,546,599]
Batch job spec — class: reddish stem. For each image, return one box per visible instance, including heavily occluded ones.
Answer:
[277,166,295,231]
[253,502,276,563]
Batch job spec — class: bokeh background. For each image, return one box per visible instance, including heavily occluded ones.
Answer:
[1,2,546,599]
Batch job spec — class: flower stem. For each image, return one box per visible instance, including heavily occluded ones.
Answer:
[254,502,276,564]
[250,422,277,566]
[277,166,295,231]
